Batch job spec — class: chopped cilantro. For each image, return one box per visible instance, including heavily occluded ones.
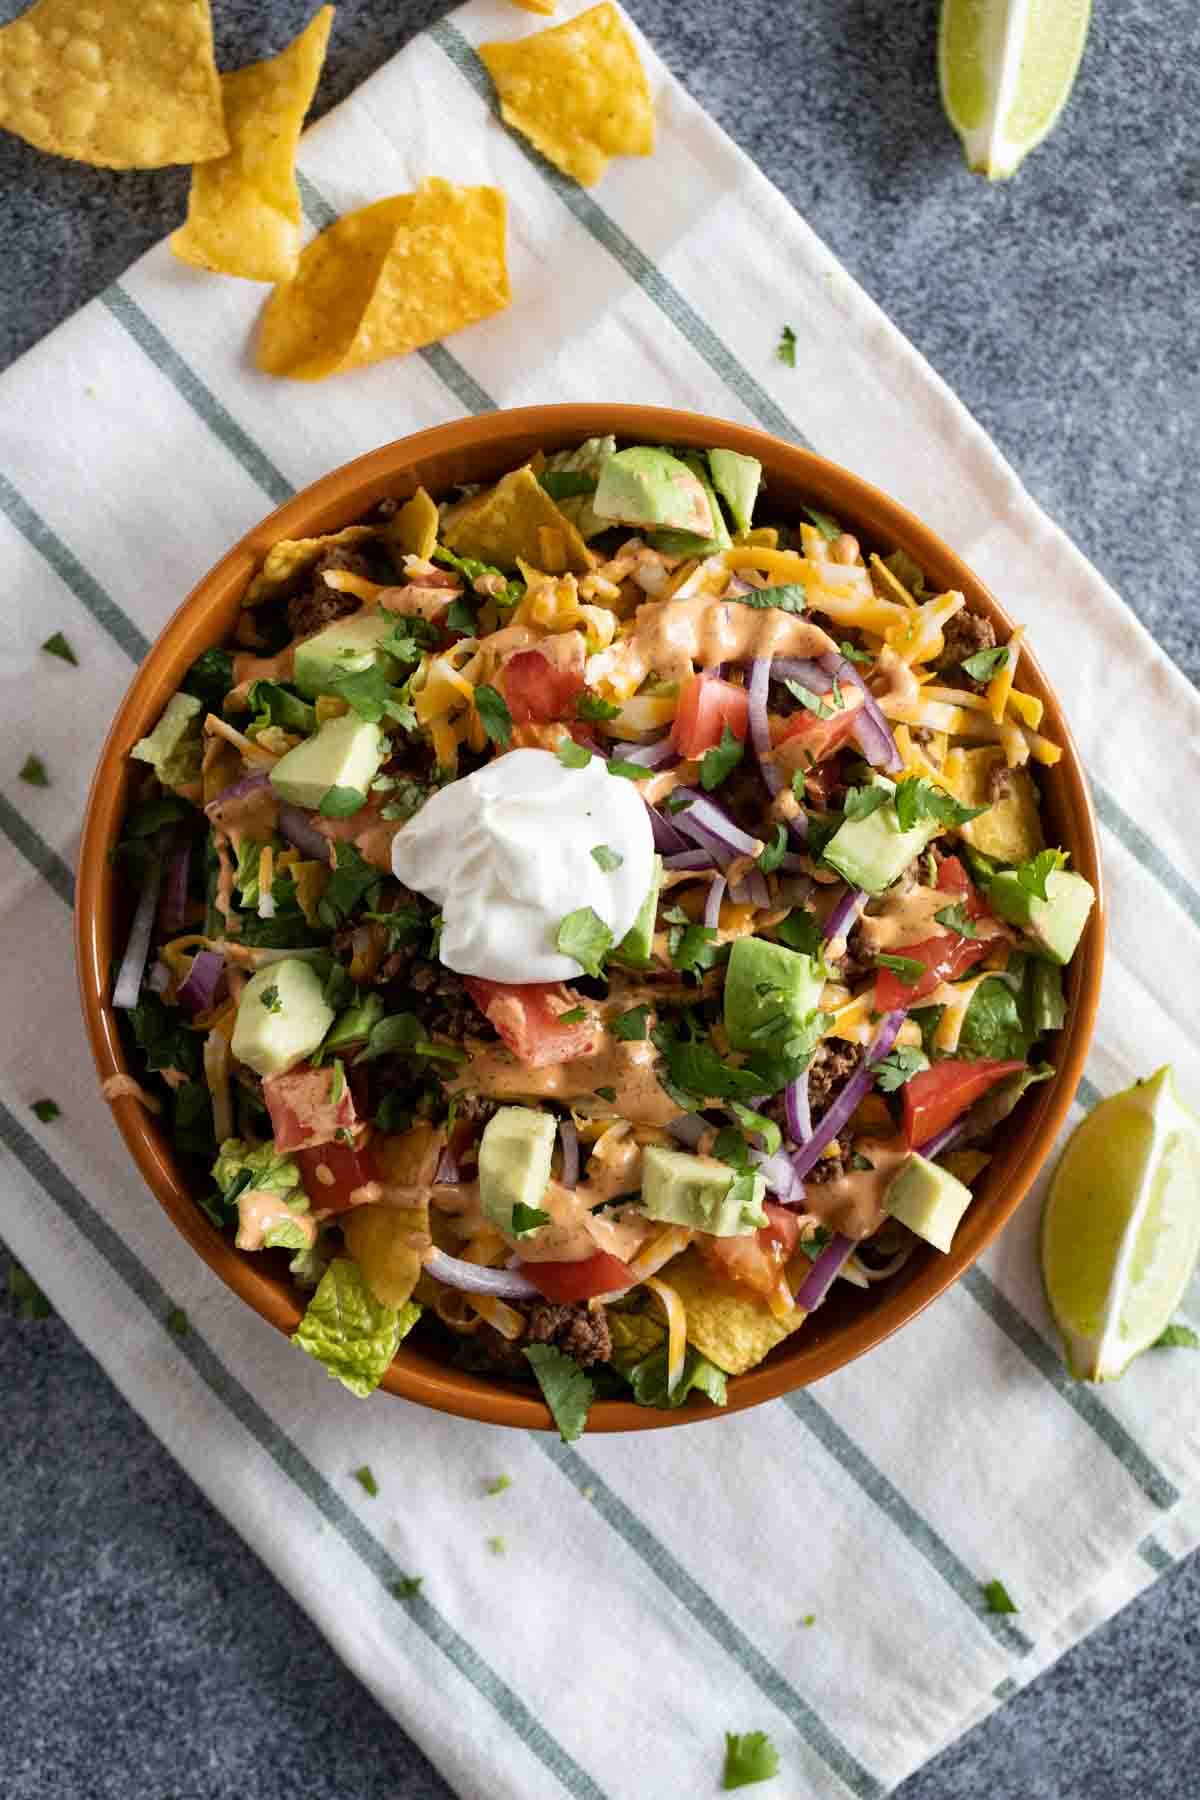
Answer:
[610,1005,650,1041]
[700,723,745,791]
[775,908,822,955]
[259,984,282,1014]
[607,758,655,781]
[392,1575,423,1599]
[329,1059,345,1105]
[982,1579,1018,1615]
[30,1098,60,1123]
[961,645,1011,683]
[801,1613,816,1628]
[798,1225,833,1261]
[594,1085,618,1104]
[669,921,723,977]
[713,1127,750,1171]
[775,324,797,367]
[801,506,841,542]
[1016,846,1069,902]
[42,631,78,666]
[556,906,613,978]
[445,593,478,635]
[575,691,620,722]
[378,617,439,664]
[558,1006,588,1024]
[838,639,872,666]
[842,784,890,823]
[728,584,808,615]
[8,1260,51,1320]
[874,1046,930,1092]
[851,1152,875,1172]
[728,1101,782,1156]
[180,646,234,709]
[894,776,989,832]
[318,844,381,930]
[319,784,368,818]
[486,1474,512,1495]
[757,823,787,874]
[353,1465,378,1497]
[935,900,981,939]
[876,952,928,984]
[19,754,48,787]
[556,737,592,769]
[591,844,623,873]
[723,1729,781,1789]
[651,1021,764,1105]
[784,679,834,719]
[540,470,598,500]
[373,775,430,823]
[511,1203,551,1235]
[474,682,513,749]
[166,1307,189,1335]
[1153,1324,1199,1350]
[326,661,415,729]
[488,1536,506,1554]
[524,1343,595,1442]
[665,791,694,813]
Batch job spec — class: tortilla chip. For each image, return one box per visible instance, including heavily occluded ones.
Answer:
[479,2,654,187]
[441,466,592,575]
[386,487,440,562]
[170,6,332,283]
[512,0,556,13]
[657,1249,807,1377]
[949,745,1045,865]
[244,525,378,605]
[343,1204,428,1310]
[0,0,227,169]
[257,177,510,381]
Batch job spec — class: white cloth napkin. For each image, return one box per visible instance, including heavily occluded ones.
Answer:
[3,4,1199,1796]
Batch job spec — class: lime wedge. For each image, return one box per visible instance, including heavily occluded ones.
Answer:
[1041,1068,1200,1381]
[939,0,1092,179]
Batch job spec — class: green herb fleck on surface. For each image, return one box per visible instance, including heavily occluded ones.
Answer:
[511,1203,551,1236]
[557,1006,588,1025]
[42,631,78,665]
[318,785,368,819]
[488,1536,506,1555]
[607,758,655,781]
[166,1307,189,1336]
[610,1005,650,1042]
[353,1465,379,1497]
[838,639,871,666]
[594,1085,618,1104]
[19,754,48,787]
[556,906,613,978]
[982,1579,1018,1615]
[785,679,834,720]
[876,952,928,984]
[757,823,787,874]
[259,985,282,1014]
[575,692,620,722]
[31,1098,60,1123]
[591,844,623,871]
[960,645,1011,684]
[1153,1323,1200,1350]
[486,1474,512,1496]
[329,1059,346,1105]
[775,324,797,367]
[775,908,822,956]
[1015,847,1069,902]
[934,901,981,939]
[9,1260,51,1319]
[723,1729,781,1789]
[842,784,890,823]
[874,1046,930,1092]
[700,723,745,791]
[894,776,988,832]
[556,736,592,769]
[392,1575,423,1599]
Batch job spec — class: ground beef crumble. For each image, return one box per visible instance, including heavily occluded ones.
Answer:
[285,546,374,638]
[934,610,997,691]
[471,1302,613,1373]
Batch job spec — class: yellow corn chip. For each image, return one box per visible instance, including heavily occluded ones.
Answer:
[244,525,377,604]
[170,6,333,283]
[949,745,1045,865]
[257,177,510,381]
[654,1249,807,1377]
[442,465,593,575]
[386,487,440,561]
[0,0,227,169]
[479,2,654,187]
[512,0,556,11]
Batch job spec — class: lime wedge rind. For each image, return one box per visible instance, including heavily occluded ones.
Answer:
[939,0,1093,181]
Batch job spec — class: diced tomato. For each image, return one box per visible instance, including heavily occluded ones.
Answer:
[501,650,585,724]
[776,693,862,765]
[670,672,749,758]
[761,1200,801,1260]
[936,853,994,921]
[463,977,600,1069]
[874,931,988,1008]
[521,1251,634,1302]
[263,1062,359,1153]
[295,1139,378,1214]
[901,1058,1026,1148]
[696,1202,799,1299]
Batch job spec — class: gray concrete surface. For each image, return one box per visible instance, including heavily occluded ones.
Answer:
[3,1,1199,1796]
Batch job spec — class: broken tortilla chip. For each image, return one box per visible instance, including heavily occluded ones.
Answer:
[441,465,593,575]
[511,0,557,12]
[654,1249,806,1377]
[386,488,440,562]
[244,525,378,605]
[479,2,654,187]
[0,0,227,169]
[170,5,333,283]
[257,177,511,381]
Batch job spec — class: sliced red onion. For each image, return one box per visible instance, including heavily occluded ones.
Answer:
[113,860,163,1010]
[434,1146,460,1184]
[425,1246,540,1299]
[823,885,866,943]
[789,1010,906,1180]
[795,1232,855,1310]
[753,1148,805,1204]
[768,657,833,691]
[779,852,809,873]
[177,948,225,1015]
[672,789,761,863]
[161,837,191,934]
[730,869,771,908]
[558,1115,579,1189]
[147,961,171,995]
[663,847,715,871]
[703,875,727,930]
[649,806,693,857]
[667,1113,708,1148]
[917,1120,965,1160]
[747,657,809,845]
[618,737,677,770]
[786,1070,812,1145]
[818,652,903,773]
[278,802,330,862]
[204,771,271,824]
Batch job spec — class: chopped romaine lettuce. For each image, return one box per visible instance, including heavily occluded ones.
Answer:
[130,692,203,789]
[293,1258,419,1397]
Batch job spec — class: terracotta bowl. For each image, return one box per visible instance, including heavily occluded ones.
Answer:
[76,404,1104,1431]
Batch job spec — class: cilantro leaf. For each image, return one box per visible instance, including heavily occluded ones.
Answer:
[373,773,430,823]
[31,1098,60,1123]
[378,616,439,665]
[325,661,415,729]
[317,844,381,930]
[594,1086,618,1103]
[873,1046,930,1092]
[19,754,48,787]
[982,1579,1018,1615]
[798,1225,833,1261]
[445,594,477,635]
[1016,847,1069,902]
[700,723,745,792]
[842,784,890,823]
[319,785,368,819]
[958,976,1034,1062]
[591,844,623,871]
[353,1464,379,1496]
[9,1259,51,1320]
[713,1127,751,1170]
[961,645,1011,683]
[180,646,233,710]
[42,630,79,667]
[757,823,787,874]
[556,736,592,769]
[540,470,598,500]
[329,1058,346,1104]
[784,679,834,719]
[652,1022,764,1105]
[575,691,620,722]
[775,324,797,367]
[728,584,808,615]
[1153,1324,1200,1350]
[259,983,282,1014]
[486,1474,512,1495]
[607,758,655,781]
[801,506,841,542]
[728,1100,782,1156]
[247,679,317,736]
[392,1575,423,1599]
[557,1006,588,1024]
[775,908,822,955]
[894,776,988,832]
[838,639,872,666]
[511,1203,551,1236]
[166,1307,189,1335]
[876,952,928,984]
[610,1005,650,1041]
[523,1343,595,1442]
[556,906,613,978]
[723,1729,781,1789]
[669,922,724,977]
[474,683,513,749]
[934,900,982,939]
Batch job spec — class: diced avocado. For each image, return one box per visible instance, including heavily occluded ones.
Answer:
[614,854,663,965]
[987,868,1095,966]
[231,959,335,1078]
[885,1152,973,1253]
[723,937,825,1054]
[540,435,617,540]
[1030,961,1066,1033]
[647,453,733,557]
[323,993,385,1053]
[592,446,716,537]
[292,610,397,700]
[130,691,203,789]
[269,713,386,813]
[640,1145,767,1237]
[478,1106,557,1233]
[952,746,1044,865]
[824,791,940,894]
[707,448,761,535]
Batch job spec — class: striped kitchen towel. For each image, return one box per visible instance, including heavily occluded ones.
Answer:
[2,3,1198,1796]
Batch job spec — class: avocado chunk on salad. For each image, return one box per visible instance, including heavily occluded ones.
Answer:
[108,431,1093,1426]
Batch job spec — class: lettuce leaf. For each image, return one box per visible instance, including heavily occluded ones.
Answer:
[293,1258,418,1397]
[130,692,203,789]
[213,1138,302,1201]
[626,1346,728,1410]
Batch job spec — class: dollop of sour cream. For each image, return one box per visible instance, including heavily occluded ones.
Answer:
[391,748,655,983]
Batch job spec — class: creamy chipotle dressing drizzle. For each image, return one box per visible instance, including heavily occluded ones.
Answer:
[858,885,1011,952]
[230,646,296,706]
[452,1035,680,1127]
[621,594,837,687]
[805,1137,910,1239]
[235,1188,316,1252]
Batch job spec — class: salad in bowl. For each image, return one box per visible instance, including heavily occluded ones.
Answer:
[98,427,1097,1430]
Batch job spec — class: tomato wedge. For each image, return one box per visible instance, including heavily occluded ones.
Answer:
[522,1251,634,1302]
[670,672,749,758]
[696,1202,799,1298]
[901,1058,1026,1147]
[295,1139,378,1214]
[936,853,994,921]
[263,1061,359,1152]
[501,650,585,724]
[874,931,988,1008]
[775,693,862,765]
[463,977,600,1068]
